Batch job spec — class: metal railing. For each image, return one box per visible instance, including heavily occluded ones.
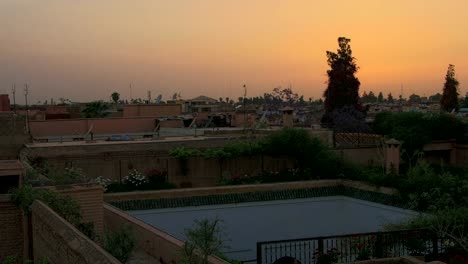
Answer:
[256,229,444,264]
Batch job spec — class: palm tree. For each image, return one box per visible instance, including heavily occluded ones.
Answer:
[111,92,120,104]
[81,101,110,118]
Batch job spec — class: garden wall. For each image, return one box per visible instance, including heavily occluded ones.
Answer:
[167,156,296,187]
[0,195,25,262]
[43,184,104,237]
[103,204,227,264]
[104,180,396,203]
[332,146,384,166]
[29,116,158,138]
[31,200,120,264]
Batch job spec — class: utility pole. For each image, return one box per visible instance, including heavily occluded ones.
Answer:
[11,84,16,113]
[129,83,133,102]
[24,84,29,133]
[243,84,247,129]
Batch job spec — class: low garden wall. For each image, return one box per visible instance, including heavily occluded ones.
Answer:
[31,200,120,264]
[167,155,296,187]
[43,183,104,237]
[103,204,227,264]
[104,180,396,203]
[0,195,25,262]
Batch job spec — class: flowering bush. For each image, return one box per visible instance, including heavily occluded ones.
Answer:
[313,248,340,264]
[124,169,148,187]
[350,235,374,261]
[147,169,168,186]
[439,240,467,264]
[95,176,111,191]
[355,243,372,261]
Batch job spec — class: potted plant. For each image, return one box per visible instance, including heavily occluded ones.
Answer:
[313,248,340,264]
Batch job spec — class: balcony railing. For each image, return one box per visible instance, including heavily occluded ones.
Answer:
[256,229,446,264]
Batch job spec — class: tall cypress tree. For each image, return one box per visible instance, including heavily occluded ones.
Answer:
[322,37,362,126]
[440,64,459,112]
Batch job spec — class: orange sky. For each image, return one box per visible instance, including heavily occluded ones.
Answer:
[1,0,468,103]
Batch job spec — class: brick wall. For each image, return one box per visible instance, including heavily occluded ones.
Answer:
[45,184,104,237]
[0,195,24,262]
[103,204,227,264]
[29,116,158,138]
[0,94,11,112]
[0,113,28,159]
[167,156,296,187]
[123,104,182,117]
[31,200,119,264]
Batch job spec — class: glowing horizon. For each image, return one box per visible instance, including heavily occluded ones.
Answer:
[1,0,468,104]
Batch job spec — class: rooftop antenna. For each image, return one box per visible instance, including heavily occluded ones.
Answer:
[24,83,29,133]
[243,84,247,129]
[147,90,152,103]
[129,83,133,100]
[11,84,16,113]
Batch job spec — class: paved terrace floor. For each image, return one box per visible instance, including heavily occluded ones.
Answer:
[129,196,417,262]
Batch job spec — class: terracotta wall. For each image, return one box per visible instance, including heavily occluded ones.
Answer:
[0,94,10,112]
[123,104,182,117]
[45,184,104,237]
[0,195,24,262]
[31,200,119,264]
[0,113,28,159]
[332,146,384,166]
[168,156,296,187]
[29,117,157,138]
[103,204,227,264]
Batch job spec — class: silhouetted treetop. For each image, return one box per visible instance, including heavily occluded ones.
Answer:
[440,64,459,112]
[322,37,364,130]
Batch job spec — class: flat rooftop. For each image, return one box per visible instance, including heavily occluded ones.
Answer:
[25,135,221,148]
[129,196,416,262]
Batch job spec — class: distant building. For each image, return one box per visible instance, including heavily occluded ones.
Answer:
[184,95,219,113]
[0,94,11,112]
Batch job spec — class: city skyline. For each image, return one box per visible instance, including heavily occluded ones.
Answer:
[1,0,468,104]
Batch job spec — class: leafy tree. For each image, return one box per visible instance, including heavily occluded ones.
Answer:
[377,92,384,103]
[373,111,465,160]
[361,91,377,103]
[330,105,370,133]
[111,92,120,104]
[367,91,377,103]
[387,93,394,104]
[322,37,362,126]
[441,64,459,112]
[429,93,442,103]
[81,101,110,118]
[408,93,421,104]
[461,93,468,108]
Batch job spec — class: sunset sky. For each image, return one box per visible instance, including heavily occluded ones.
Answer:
[1,0,468,104]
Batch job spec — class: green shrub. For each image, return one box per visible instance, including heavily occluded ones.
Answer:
[103,225,136,263]
[181,218,226,264]
[373,112,465,159]
[10,185,96,240]
[170,147,201,175]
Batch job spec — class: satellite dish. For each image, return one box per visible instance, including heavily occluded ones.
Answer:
[156,94,162,104]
